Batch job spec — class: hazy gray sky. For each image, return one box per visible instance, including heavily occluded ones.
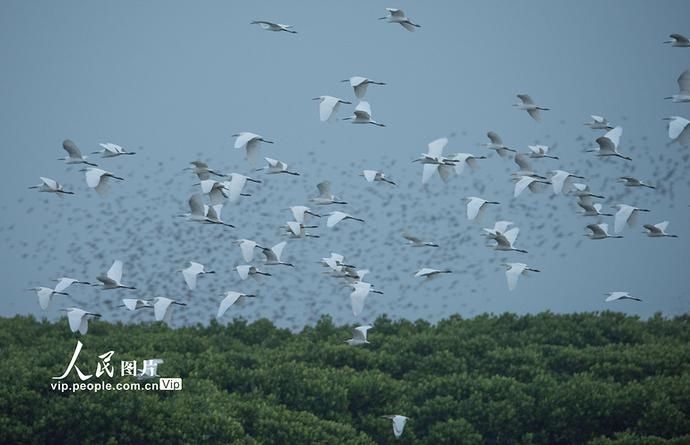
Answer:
[1,1,689,329]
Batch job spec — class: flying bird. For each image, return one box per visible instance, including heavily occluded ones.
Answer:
[481,131,516,158]
[590,126,631,161]
[313,95,352,122]
[236,265,271,281]
[378,8,420,31]
[217,292,257,319]
[663,116,690,145]
[618,176,655,189]
[257,157,300,175]
[233,132,274,165]
[643,221,678,238]
[29,177,74,196]
[82,167,124,195]
[381,415,410,439]
[95,260,136,290]
[92,142,135,158]
[250,20,296,33]
[327,211,365,228]
[664,33,690,47]
[584,115,614,130]
[513,94,549,121]
[402,232,439,247]
[586,223,622,240]
[53,277,91,293]
[180,261,215,290]
[60,139,97,166]
[152,297,186,324]
[664,69,690,102]
[261,241,294,267]
[310,181,347,205]
[503,263,540,291]
[61,307,101,335]
[345,325,373,346]
[414,268,452,279]
[341,76,386,98]
[29,286,69,310]
[349,282,382,317]
[465,196,500,221]
[362,170,396,185]
[605,292,642,302]
[614,204,651,234]
[342,101,385,126]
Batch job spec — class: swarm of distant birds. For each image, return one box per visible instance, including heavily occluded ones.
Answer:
[22,9,690,439]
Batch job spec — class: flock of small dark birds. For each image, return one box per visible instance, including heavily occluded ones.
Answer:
[10,11,689,338]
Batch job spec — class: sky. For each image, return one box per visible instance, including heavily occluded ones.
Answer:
[1,1,689,330]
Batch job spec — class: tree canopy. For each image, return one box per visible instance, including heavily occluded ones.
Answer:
[1,311,688,444]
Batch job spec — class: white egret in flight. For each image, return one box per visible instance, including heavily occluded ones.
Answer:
[250,20,296,33]
[379,8,420,31]
[61,307,101,334]
[614,204,650,234]
[236,265,271,281]
[349,282,382,317]
[60,139,97,166]
[664,69,690,102]
[95,260,136,290]
[590,126,631,161]
[362,170,396,185]
[233,132,274,165]
[180,261,215,290]
[503,263,540,291]
[414,268,452,279]
[381,415,410,439]
[584,115,614,130]
[605,292,641,302]
[341,76,386,98]
[586,223,622,240]
[327,211,365,228]
[54,277,91,293]
[664,33,690,47]
[82,167,124,195]
[217,292,257,319]
[261,241,294,267]
[663,116,690,145]
[345,325,372,346]
[402,232,439,247]
[643,221,678,238]
[312,95,351,122]
[482,131,516,158]
[310,181,347,205]
[342,101,385,126]
[152,297,186,324]
[29,177,74,195]
[465,196,500,221]
[29,287,69,310]
[92,142,135,158]
[618,176,655,189]
[257,157,300,175]
[513,94,549,121]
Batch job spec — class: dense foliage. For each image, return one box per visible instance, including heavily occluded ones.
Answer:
[0,312,689,444]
